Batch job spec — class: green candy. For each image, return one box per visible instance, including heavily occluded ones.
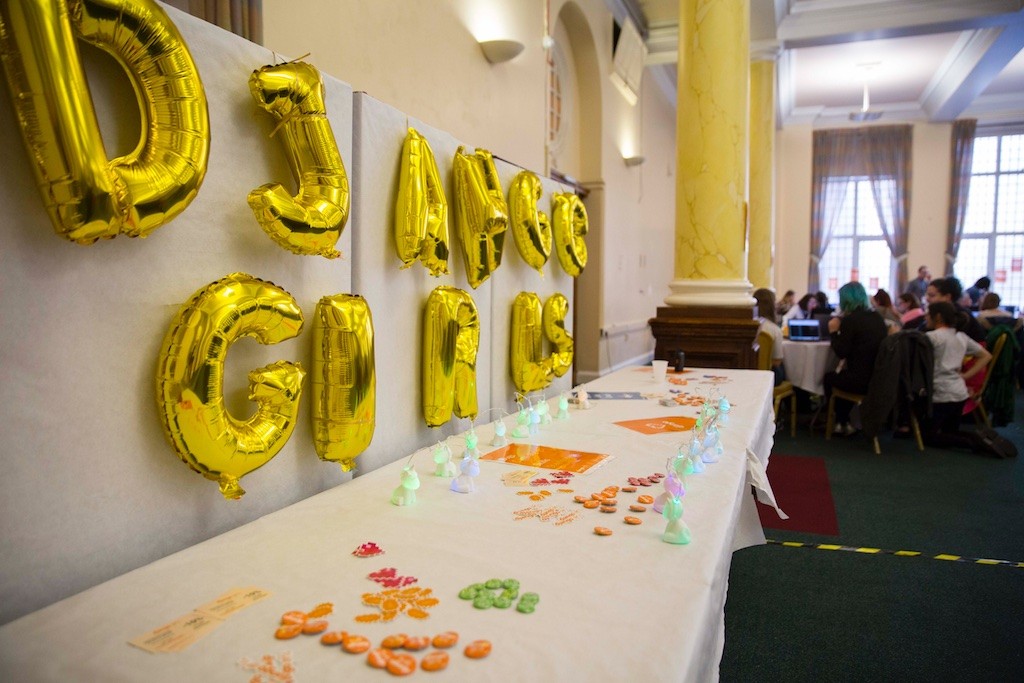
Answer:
[502,579,520,590]
[493,595,512,609]
[484,578,503,589]
[473,593,494,609]
[502,588,519,600]
[516,603,536,614]
[519,592,540,605]
[458,586,478,600]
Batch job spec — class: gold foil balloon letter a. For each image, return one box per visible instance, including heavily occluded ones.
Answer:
[0,0,210,243]
[312,294,375,472]
[552,192,589,276]
[422,287,480,427]
[395,129,449,275]
[156,274,306,500]
[453,147,508,288]
[510,292,574,393]
[509,171,552,274]
[248,61,350,259]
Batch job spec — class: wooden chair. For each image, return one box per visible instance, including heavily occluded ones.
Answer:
[756,331,797,436]
[965,333,1007,428]
[825,386,925,454]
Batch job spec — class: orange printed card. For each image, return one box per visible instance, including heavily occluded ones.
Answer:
[614,416,697,435]
[481,444,610,474]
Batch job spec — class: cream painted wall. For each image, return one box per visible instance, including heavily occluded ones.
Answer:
[262,1,679,378]
[774,121,953,296]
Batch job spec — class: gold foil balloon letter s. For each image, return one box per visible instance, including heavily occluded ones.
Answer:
[156,274,306,500]
[552,192,589,276]
[509,171,552,274]
[453,147,508,288]
[0,0,210,243]
[422,287,480,427]
[395,129,449,275]
[248,61,349,259]
[312,294,375,472]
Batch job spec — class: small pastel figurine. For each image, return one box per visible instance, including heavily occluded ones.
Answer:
[391,465,420,506]
[491,419,508,447]
[432,443,457,478]
[661,495,691,545]
[688,435,706,474]
[464,428,481,459]
[450,453,480,493]
[652,469,685,514]
[718,396,731,426]
[537,399,552,425]
[576,387,591,410]
[511,406,530,438]
[528,404,540,436]
[556,393,570,420]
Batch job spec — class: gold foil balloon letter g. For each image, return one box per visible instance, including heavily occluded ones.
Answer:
[0,0,210,243]
[156,274,306,500]
[248,61,350,259]
[453,147,508,288]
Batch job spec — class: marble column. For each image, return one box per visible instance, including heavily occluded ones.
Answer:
[748,54,778,290]
[649,0,758,369]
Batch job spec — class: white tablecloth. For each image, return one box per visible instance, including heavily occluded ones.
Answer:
[0,367,778,682]
[781,340,836,395]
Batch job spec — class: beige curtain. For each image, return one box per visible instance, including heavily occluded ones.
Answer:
[944,119,977,275]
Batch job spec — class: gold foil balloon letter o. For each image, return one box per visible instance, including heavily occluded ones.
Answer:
[312,294,375,472]
[509,171,552,274]
[552,192,589,276]
[422,287,480,427]
[395,128,449,275]
[156,274,306,500]
[453,147,508,288]
[248,61,350,259]
[0,0,210,243]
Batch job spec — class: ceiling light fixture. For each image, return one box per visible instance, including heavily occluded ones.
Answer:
[850,62,883,122]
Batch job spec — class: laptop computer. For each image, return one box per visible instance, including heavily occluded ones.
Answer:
[788,318,823,341]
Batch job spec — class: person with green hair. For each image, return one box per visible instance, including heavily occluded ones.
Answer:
[823,281,888,436]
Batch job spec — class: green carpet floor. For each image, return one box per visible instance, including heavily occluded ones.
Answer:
[722,391,1024,682]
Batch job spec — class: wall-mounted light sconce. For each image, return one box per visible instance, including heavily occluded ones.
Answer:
[623,155,646,167]
[479,39,525,64]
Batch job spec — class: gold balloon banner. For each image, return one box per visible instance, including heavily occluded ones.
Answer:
[552,192,589,277]
[311,294,375,472]
[453,147,508,288]
[422,287,480,428]
[156,273,306,500]
[510,292,574,393]
[0,0,210,244]
[509,171,552,274]
[395,128,449,275]
[248,61,349,259]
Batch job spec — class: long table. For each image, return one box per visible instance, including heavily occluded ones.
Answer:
[0,367,780,682]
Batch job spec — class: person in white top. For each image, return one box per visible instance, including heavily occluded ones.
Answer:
[753,288,786,385]
[924,301,991,449]
[782,293,816,323]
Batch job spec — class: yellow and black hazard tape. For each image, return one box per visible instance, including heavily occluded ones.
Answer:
[766,539,1024,568]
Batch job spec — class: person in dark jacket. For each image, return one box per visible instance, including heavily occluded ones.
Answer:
[924,277,987,342]
[824,281,889,435]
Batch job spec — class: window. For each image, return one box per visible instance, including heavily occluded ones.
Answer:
[954,131,1024,310]
[818,177,894,302]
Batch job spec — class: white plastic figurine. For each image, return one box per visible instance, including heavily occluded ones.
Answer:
[528,404,540,436]
[652,468,685,514]
[491,418,508,447]
[556,393,570,420]
[718,395,731,426]
[511,405,530,438]
[432,442,457,478]
[450,453,480,493]
[464,428,481,459]
[576,387,591,410]
[661,495,691,545]
[391,464,420,506]
[537,399,552,425]
[688,434,706,474]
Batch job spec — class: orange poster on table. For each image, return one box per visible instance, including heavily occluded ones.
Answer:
[481,444,609,474]
[614,416,697,435]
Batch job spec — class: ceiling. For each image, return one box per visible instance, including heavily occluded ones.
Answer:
[606,0,1024,128]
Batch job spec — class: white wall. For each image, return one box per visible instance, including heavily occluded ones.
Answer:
[774,121,954,295]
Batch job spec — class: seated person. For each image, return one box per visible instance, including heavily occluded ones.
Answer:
[782,293,817,323]
[775,290,796,321]
[814,291,834,315]
[823,282,888,436]
[753,288,786,386]
[965,276,990,310]
[924,277,987,342]
[924,302,991,449]
[897,292,926,329]
[976,292,1023,332]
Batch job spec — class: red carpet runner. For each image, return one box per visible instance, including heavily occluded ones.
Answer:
[756,454,839,536]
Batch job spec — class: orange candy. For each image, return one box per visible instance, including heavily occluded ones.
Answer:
[629,504,647,512]
[279,611,307,625]
[421,650,450,671]
[593,526,613,536]
[301,619,328,635]
[432,631,459,649]
[342,635,372,654]
[624,516,643,525]
[582,500,600,509]
[464,639,492,659]
[320,630,347,645]
[403,636,430,651]
[366,648,393,668]
[386,652,418,676]
[637,494,655,505]
[381,634,407,649]
[274,624,302,640]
